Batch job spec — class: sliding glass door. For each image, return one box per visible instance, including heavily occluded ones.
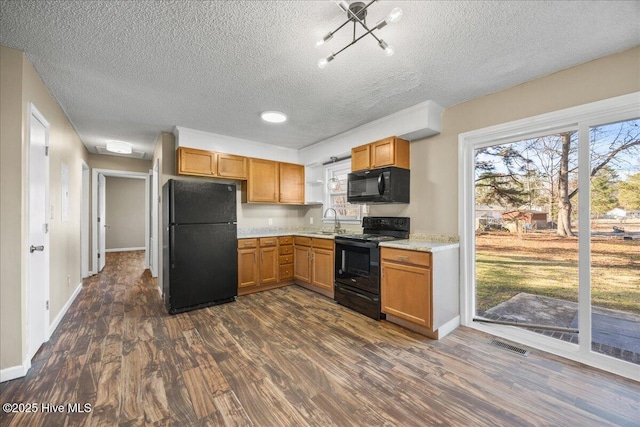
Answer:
[459,93,640,379]
[588,119,640,363]
[473,131,580,343]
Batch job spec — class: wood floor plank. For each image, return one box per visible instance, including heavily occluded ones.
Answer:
[2,251,638,427]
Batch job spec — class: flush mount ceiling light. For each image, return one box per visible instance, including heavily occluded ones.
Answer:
[105,140,132,154]
[317,0,402,68]
[261,111,287,123]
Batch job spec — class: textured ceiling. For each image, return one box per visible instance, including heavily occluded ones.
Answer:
[1,1,639,158]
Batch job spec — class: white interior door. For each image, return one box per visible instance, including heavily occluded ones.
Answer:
[98,173,106,272]
[150,161,159,277]
[28,103,50,360]
[81,162,90,277]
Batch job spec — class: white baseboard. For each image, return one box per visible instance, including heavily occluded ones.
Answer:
[0,357,30,383]
[437,315,461,339]
[49,282,82,338]
[105,247,145,253]
[1,282,82,383]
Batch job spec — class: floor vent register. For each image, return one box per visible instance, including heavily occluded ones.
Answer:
[489,339,530,357]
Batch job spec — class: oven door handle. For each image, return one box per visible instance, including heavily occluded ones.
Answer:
[339,285,377,301]
[335,239,377,249]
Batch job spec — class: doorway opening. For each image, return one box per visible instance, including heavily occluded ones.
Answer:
[91,168,149,274]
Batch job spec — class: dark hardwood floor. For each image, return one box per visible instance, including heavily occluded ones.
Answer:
[1,250,638,426]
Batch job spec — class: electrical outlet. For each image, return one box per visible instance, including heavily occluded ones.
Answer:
[268,218,273,226]
[310,217,314,225]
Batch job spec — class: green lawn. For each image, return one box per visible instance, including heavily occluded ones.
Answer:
[475,237,640,315]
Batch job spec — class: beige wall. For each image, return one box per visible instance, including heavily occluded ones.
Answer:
[1,46,89,370]
[88,153,151,173]
[1,47,26,369]
[105,177,146,250]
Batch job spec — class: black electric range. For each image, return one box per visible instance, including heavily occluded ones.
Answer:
[334,217,410,319]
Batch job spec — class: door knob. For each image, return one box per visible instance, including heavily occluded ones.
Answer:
[30,245,44,253]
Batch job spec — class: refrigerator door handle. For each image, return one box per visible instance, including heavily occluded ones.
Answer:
[170,226,176,267]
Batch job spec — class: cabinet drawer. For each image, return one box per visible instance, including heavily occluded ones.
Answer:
[279,245,293,255]
[279,236,293,245]
[312,238,334,250]
[381,248,431,267]
[279,254,293,265]
[294,236,311,247]
[260,237,278,247]
[279,264,294,280]
[238,238,257,249]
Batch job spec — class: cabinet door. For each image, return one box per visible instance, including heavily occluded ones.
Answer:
[177,147,216,177]
[238,248,259,288]
[351,144,371,171]
[247,158,279,203]
[279,162,305,204]
[259,246,278,284]
[311,247,334,291]
[381,261,432,328]
[217,153,247,179]
[370,137,396,169]
[293,245,311,283]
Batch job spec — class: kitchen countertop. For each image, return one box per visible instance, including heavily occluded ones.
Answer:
[378,239,459,253]
[238,229,460,252]
[237,229,337,240]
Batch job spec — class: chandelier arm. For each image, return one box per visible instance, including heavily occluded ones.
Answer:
[333,22,382,58]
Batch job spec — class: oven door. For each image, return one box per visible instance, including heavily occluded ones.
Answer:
[334,239,380,294]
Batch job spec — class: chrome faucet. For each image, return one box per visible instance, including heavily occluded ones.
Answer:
[324,208,341,233]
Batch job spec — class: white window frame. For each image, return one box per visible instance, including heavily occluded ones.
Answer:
[324,159,361,224]
[458,92,640,381]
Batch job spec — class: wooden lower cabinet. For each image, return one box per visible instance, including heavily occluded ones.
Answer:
[278,236,294,280]
[294,237,334,299]
[380,246,459,339]
[381,258,432,328]
[259,242,278,285]
[293,239,311,283]
[238,240,259,289]
[238,236,291,296]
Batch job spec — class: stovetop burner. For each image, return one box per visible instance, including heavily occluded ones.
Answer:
[335,217,410,243]
[337,234,401,242]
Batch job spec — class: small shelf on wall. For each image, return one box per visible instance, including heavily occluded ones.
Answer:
[305,201,324,206]
[306,180,324,185]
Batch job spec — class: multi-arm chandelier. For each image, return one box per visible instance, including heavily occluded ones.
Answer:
[317,0,403,68]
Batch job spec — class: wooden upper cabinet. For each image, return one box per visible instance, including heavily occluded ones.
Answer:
[279,162,305,204]
[351,144,371,172]
[246,158,279,203]
[217,153,247,179]
[177,147,248,179]
[351,136,410,171]
[177,147,216,177]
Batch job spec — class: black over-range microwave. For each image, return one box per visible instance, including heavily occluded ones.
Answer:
[347,166,410,204]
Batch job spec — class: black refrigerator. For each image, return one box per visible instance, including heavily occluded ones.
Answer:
[163,179,238,314]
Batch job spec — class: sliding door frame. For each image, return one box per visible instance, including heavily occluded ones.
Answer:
[458,92,639,380]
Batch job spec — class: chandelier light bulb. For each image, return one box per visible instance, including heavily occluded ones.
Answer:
[316,32,333,47]
[336,1,349,12]
[387,7,403,23]
[318,54,335,69]
[378,40,394,57]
